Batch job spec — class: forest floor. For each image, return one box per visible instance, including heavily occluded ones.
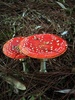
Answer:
[0,0,75,100]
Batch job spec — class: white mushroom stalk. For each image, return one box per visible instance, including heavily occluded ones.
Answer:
[40,59,47,72]
[20,58,28,73]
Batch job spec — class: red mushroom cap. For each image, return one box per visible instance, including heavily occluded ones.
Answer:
[3,37,26,59]
[19,34,68,59]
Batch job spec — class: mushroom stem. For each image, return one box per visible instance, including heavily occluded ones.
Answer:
[40,59,47,73]
[21,59,27,73]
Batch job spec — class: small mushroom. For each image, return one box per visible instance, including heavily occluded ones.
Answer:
[3,37,27,72]
[19,34,68,73]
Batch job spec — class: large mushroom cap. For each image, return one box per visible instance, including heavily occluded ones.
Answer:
[19,34,68,59]
[3,37,26,59]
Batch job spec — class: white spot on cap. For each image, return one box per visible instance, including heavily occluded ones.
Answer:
[40,39,43,42]
[57,43,60,46]
[41,36,44,38]
[32,48,34,50]
[16,40,19,42]
[45,50,48,52]
[36,48,39,51]
[51,40,54,42]
[23,45,25,48]
[45,41,50,44]
[34,36,37,40]
[56,40,60,43]
[45,48,48,51]
[50,46,53,50]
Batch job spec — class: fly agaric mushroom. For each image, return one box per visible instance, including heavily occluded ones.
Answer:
[3,37,27,72]
[19,34,68,72]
